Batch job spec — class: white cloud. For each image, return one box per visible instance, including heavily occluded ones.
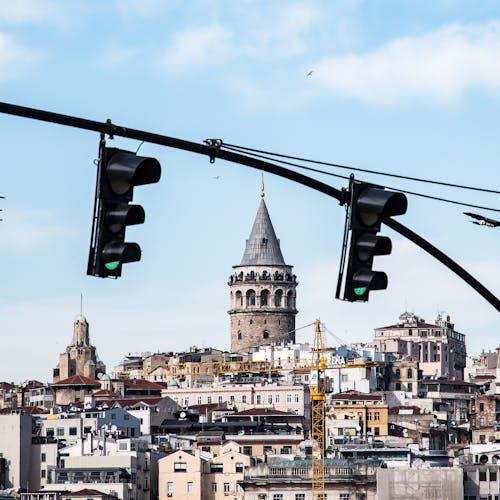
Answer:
[313,21,500,105]
[160,24,234,74]
[0,33,37,80]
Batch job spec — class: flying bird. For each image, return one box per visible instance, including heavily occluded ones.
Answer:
[213,175,221,180]
[463,212,500,227]
[307,70,314,77]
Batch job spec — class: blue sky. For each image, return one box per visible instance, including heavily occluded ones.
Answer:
[0,0,498,382]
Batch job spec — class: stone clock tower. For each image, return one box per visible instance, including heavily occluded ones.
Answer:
[228,190,298,352]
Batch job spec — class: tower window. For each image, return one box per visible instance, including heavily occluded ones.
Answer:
[246,290,256,307]
[263,330,269,339]
[274,290,283,307]
[261,290,269,306]
[237,331,242,340]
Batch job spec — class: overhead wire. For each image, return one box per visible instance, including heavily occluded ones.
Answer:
[223,144,500,213]
[223,142,500,195]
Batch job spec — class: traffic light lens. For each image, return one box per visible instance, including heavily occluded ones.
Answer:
[105,261,120,271]
[354,286,368,296]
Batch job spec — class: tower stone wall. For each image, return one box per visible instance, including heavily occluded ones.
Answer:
[229,196,298,352]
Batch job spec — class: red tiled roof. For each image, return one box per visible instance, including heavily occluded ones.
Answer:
[61,489,113,498]
[0,382,15,390]
[124,379,166,390]
[92,389,119,397]
[0,406,49,415]
[113,397,163,408]
[51,375,101,387]
[330,391,384,401]
[388,405,422,415]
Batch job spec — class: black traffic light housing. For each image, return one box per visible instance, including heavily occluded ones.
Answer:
[87,142,161,278]
[344,181,407,301]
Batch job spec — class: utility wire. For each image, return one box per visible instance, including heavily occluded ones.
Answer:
[223,145,500,213]
[223,142,500,195]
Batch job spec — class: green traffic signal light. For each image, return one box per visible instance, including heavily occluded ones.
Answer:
[87,144,161,278]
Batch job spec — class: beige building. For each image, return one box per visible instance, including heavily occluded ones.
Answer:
[373,311,466,379]
[162,380,310,418]
[158,446,250,500]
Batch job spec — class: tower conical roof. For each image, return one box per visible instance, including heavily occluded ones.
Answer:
[240,198,285,266]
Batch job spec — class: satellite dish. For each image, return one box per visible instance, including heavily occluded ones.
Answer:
[180,411,187,419]
[110,425,118,433]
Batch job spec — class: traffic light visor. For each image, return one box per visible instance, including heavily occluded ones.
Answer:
[357,188,407,226]
[106,150,161,195]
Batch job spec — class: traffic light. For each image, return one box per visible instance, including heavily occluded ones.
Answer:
[344,182,407,301]
[87,145,161,278]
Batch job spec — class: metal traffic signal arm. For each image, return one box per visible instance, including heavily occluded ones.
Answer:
[0,101,498,311]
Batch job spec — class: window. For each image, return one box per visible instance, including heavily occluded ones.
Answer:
[341,374,349,382]
[407,368,413,378]
[218,395,223,404]
[263,330,270,339]
[247,290,256,306]
[243,446,252,456]
[479,470,487,481]
[211,483,217,492]
[281,446,292,454]
[230,395,235,404]
[490,470,497,482]
[207,396,212,404]
[224,483,230,494]
[275,394,280,403]
[210,463,223,473]
[287,394,292,403]
[407,382,413,391]
[119,442,128,450]
[183,397,190,406]
[261,290,269,306]
[174,462,187,472]
[56,427,64,436]
[294,394,299,403]
[197,396,202,405]
[479,403,485,412]
[41,453,46,462]
[264,445,273,455]
[41,469,46,479]
[46,428,54,437]
[274,290,283,306]
[395,383,401,391]
[340,494,349,500]
[235,462,244,473]
[273,495,283,500]
[242,395,247,404]
[187,482,193,493]
[374,411,380,421]
[237,331,242,340]
[268,394,273,404]
[167,482,173,496]
[256,395,262,404]
[69,427,77,436]
[296,495,306,500]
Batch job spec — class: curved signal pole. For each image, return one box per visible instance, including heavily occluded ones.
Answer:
[0,101,498,311]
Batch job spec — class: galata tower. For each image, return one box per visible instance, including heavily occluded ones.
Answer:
[228,187,298,352]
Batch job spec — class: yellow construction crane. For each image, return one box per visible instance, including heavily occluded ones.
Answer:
[310,319,327,500]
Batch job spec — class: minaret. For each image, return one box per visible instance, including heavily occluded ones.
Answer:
[228,184,298,352]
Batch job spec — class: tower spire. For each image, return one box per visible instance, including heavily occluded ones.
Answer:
[261,173,265,198]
